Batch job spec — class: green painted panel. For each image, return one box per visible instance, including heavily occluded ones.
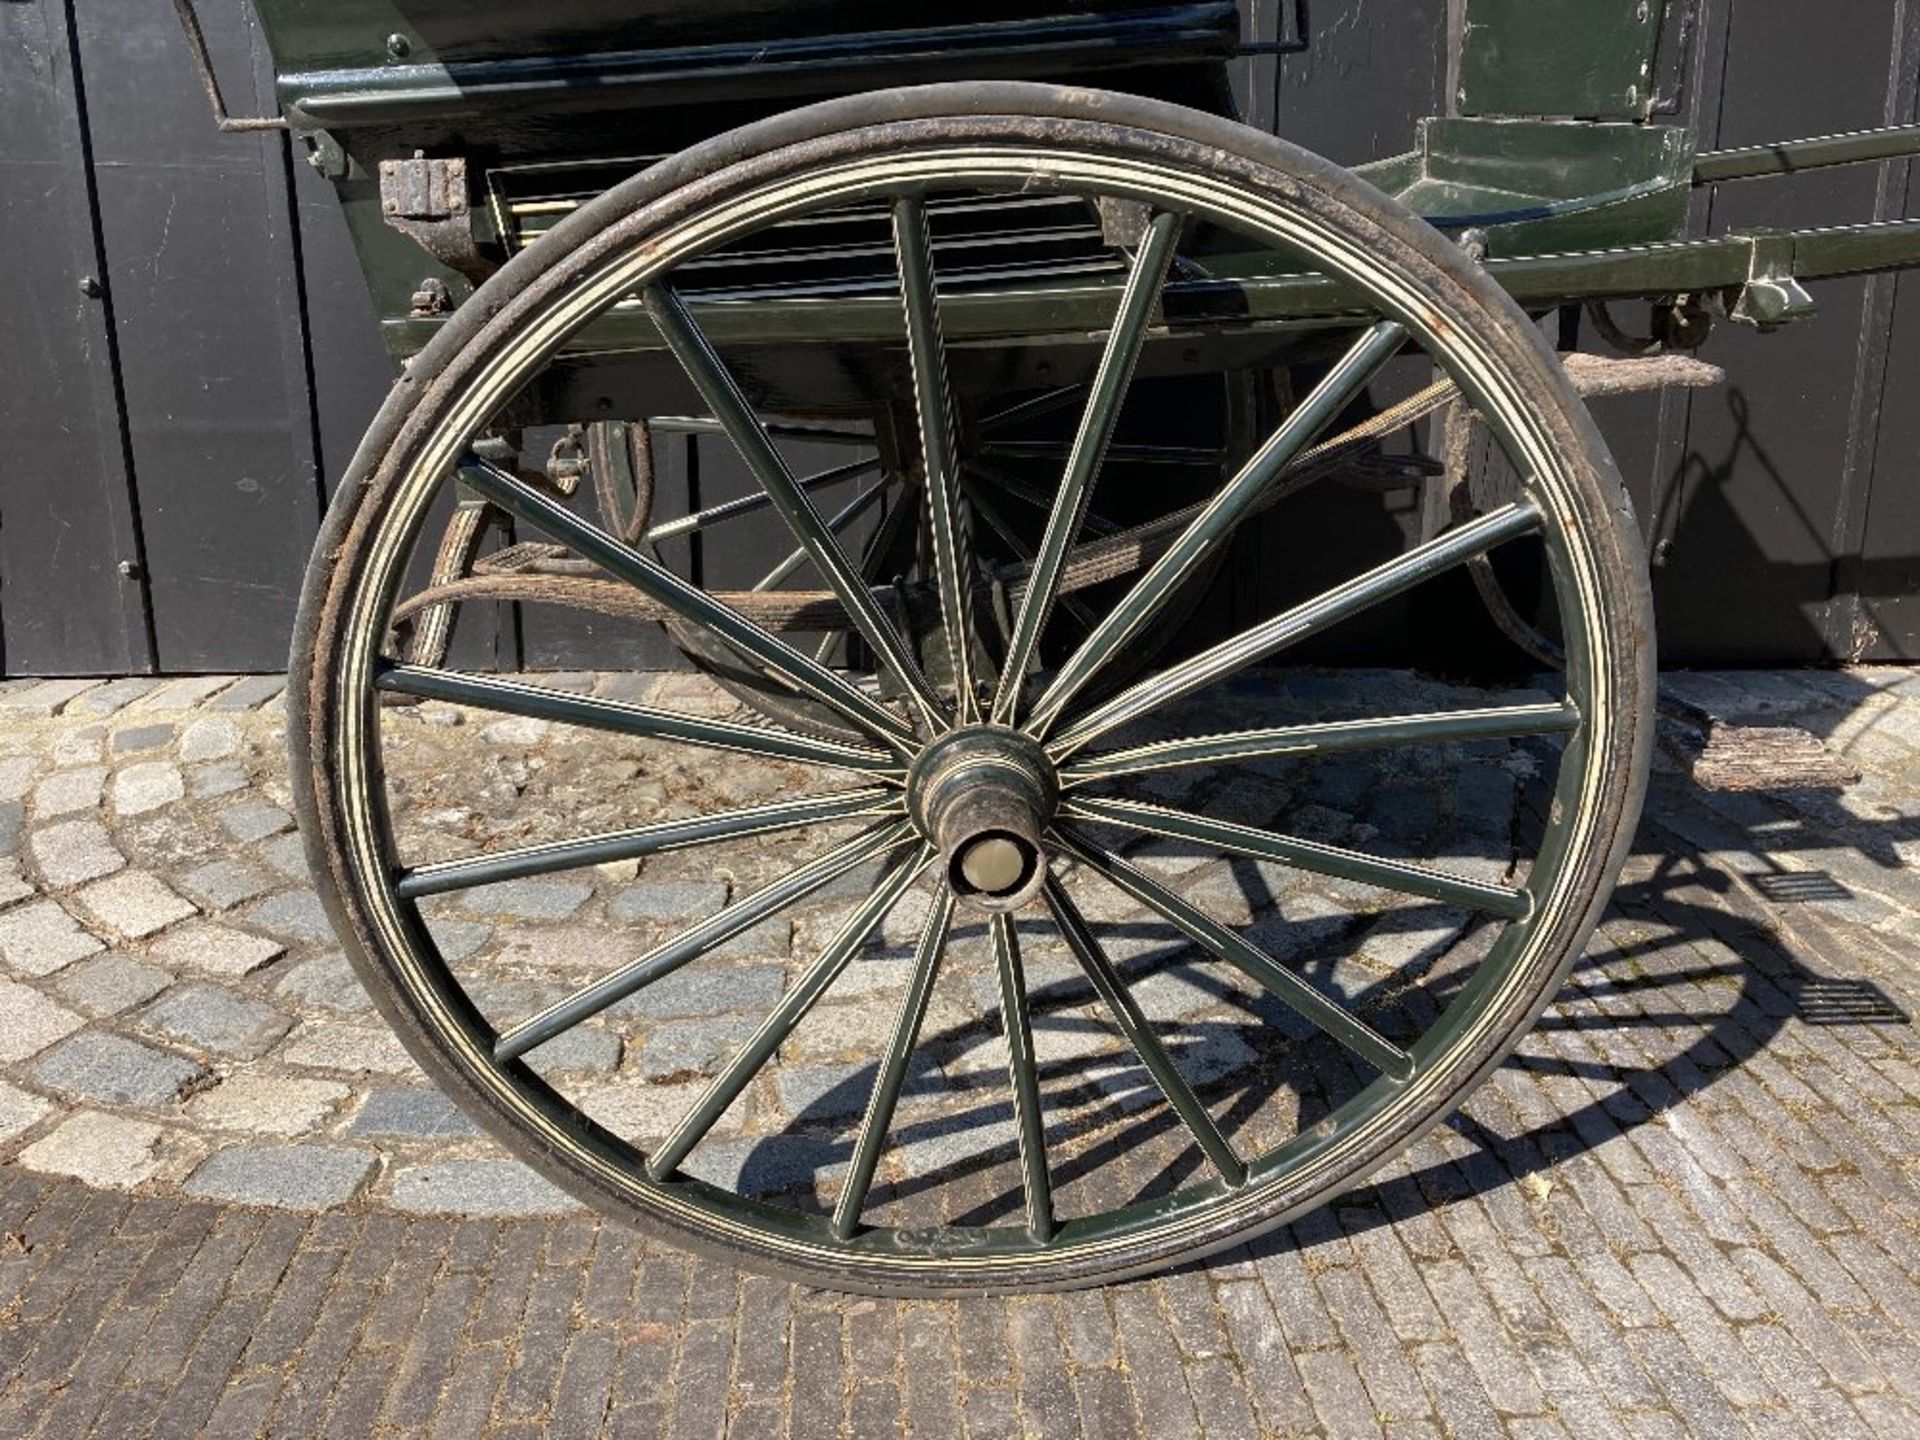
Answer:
[1458,0,1665,120]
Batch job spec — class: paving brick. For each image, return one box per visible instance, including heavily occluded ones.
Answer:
[0,679,104,717]
[1316,1264,1432,1421]
[138,984,291,1060]
[280,1019,420,1076]
[178,716,242,763]
[150,921,285,979]
[176,858,275,911]
[71,871,196,939]
[70,679,161,719]
[135,676,239,711]
[386,1160,581,1216]
[216,797,293,843]
[206,676,285,711]
[51,724,107,767]
[0,1079,51,1142]
[111,762,184,818]
[109,722,174,754]
[33,1030,206,1106]
[18,1112,168,1187]
[32,765,107,819]
[1111,1286,1200,1438]
[186,1073,350,1136]
[630,1016,760,1081]
[604,879,727,926]
[1297,1347,1386,1440]
[271,952,371,1015]
[189,761,250,799]
[239,889,335,942]
[0,899,104,976]
[186,1144,376,1208]
[1420,1257,1546,1416]
[347,1086,483,1139]
[458,877,593,920]
[0,977,88,1061]
[29,820,125,888]
[0,756,42,803]
[53,954,174,1016]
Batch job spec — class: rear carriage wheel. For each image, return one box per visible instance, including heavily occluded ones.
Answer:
[293,85,1652,1292]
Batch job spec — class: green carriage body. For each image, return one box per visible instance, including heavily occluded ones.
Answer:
[220,0,1920,412]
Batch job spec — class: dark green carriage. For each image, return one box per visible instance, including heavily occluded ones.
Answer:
[174,0,1920,1290]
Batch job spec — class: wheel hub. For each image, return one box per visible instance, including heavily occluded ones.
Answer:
[907,727,1057,912]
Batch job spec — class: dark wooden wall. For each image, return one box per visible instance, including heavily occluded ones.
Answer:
[1,0,1914,676]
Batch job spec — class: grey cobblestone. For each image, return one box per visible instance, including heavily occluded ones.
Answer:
[205,675,285,711]
[184,1144,376,1208]
[0,977,87,1061]
[109,722,174,755]
[110,761,184,818]
[33,1031,207,1107]
[0,899,104,975]
[70,870,195,939]
[137,984,291,1060]
[385,1159,580,1216]
[176,857,274,911]
[53,955,174,1017]
[149,921,284,977]
[29,819,125,888]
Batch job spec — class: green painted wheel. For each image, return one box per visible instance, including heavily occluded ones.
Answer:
[292,84,1653,1293]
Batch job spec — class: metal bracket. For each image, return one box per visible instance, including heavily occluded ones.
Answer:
[168,0,289,133]
[378,153,494,286]
[1727,231,1818,331]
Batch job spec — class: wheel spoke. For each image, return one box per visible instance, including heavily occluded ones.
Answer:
[994,211,1182,723]
[991,912,1055,1242]
[976,385,1085,433]
[455,454,917,752]
[374,665,899,774]
[1042,878,1246,1187]
[1063,794,1530,919]
[963,460,1119,538]
[1024,321,1407,736]
[893,194,979,722]
[646,843,932,1180]
[648,416,878,447]
[962,480,1099,632]
[494,821,910,1061]
[1061,702,1580,784]
[832,891,955,1239]
[983,441,1225,467]
[753,477,895,592]
[393,788,899,900]
[644,456,880,543]
[643,284,944,727]
[1050,501,1543,757]
[1055,828,1416,1081]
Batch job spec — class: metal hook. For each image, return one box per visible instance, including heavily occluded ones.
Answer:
[168,0,289,133]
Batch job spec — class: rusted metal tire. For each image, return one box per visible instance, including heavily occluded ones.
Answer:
[290,83,1653,1293]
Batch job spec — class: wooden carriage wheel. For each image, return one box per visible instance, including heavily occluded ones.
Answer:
[292,84,1653,1292]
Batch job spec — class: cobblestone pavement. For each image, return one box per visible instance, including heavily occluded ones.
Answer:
[0,666,1914,1436]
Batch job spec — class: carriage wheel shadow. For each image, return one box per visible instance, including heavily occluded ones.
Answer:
[721,773,1911,1252]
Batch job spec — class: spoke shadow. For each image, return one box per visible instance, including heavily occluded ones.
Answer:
[1222,777,1915,1271]
[701,761,1912,1251]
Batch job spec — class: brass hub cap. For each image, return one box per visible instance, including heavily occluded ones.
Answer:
[906,727,1057,911]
